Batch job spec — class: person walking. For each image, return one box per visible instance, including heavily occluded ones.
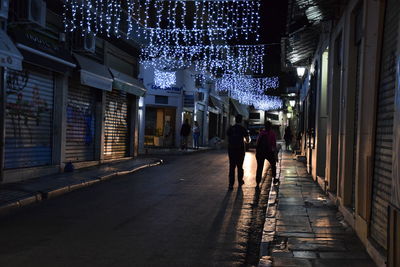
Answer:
[180,119,191,150]
[284,126,293,151]
[192,121,200,150]
[256,121,278,186]
[226,115,250,190]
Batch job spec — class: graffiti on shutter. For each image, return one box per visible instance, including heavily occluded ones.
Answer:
[5,67,54,169]
[65,83,96,162]
[371,0,400,250]
[104,90,129,159]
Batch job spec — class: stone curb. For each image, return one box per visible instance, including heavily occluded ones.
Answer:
[258,153,284,266]
[144,147,215,155]
[259,182,279,261]
[0,159,163,216]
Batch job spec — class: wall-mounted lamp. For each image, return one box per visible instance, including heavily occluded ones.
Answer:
[138,97,144,109]
[296,67,305,78]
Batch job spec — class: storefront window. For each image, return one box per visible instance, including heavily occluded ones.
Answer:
[145,107,176,147]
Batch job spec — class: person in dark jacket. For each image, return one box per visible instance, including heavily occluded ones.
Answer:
[226,115,250,190]
[180,119,191,150]
[256,121,278,186]
[284,126,293,151]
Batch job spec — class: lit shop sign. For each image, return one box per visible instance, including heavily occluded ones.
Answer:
[151,84,182,94]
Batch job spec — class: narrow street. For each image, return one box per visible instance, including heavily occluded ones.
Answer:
[0,150,272,267]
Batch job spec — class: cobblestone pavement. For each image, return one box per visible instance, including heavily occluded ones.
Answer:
[259,152,377,267]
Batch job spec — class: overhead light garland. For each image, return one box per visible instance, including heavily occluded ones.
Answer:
[154,69,177,89]
[216,74,282,110]
[63,0,122,37]
[63,0,265,76]
[141,45,265,75]
[216,75,279,92]
[252,96,283,111]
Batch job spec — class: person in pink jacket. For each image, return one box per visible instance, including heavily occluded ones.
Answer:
[255,121,277,186]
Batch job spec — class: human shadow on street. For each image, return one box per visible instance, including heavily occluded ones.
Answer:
[197,188,245,266]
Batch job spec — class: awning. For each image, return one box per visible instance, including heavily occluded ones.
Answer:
[109,68,146,97]
[230,99,249,119]
[209,95,223,110]
[0,30,23,70]
[73,54,113,91]
[11,29,76,73]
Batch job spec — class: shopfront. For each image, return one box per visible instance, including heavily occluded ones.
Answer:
[105,68,145,159]
[5,30,75,172]
[0,29,23,182]
[66,54,113,163]
[139,66,184,150]
[144,107,176,147]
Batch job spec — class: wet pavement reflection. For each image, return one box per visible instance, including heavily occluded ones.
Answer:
[0,150,272,267]
[260,152,377,267]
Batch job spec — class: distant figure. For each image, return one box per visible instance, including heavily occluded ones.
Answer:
[163,120,171,147]
[192,121,200,150]
[284,126,293,151]
[256,121,278,186]
[180,119,191,150]
[226,115,250,190]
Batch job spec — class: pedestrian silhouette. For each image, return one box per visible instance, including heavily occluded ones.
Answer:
[192,121,200,150]
[256,121,278,186]
[284,126,293,151]
[226,115,250,190]
[180,119,191,150]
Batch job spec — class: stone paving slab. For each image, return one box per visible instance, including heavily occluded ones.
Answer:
[258,152,377,267]
[0,157,162,215]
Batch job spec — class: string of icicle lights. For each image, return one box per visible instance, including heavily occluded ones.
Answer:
[154,69,176,89]
[63,0,261,41]
[63,0,264,74]
[141,45,265,74]
[216,75,282,111]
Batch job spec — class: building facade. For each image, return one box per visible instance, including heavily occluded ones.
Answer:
[0,1,146,183]
[283,0,400,266]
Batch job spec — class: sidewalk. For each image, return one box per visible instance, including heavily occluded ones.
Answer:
[259,152,377,267]
[0,156,163,216]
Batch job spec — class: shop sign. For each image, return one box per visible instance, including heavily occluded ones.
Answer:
[151,84,182,94]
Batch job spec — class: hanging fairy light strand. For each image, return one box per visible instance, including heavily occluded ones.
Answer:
[216,75,279,92]
[63,0,265,75]
[215,74,282,111]
[154,69,177,89]
[141,44,265,75]
[63,0,261,41]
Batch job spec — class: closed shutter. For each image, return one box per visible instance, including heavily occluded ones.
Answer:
[104,90,129,159]
[370,0,400,250]
[65,83,96,162]
[5,67,54,169]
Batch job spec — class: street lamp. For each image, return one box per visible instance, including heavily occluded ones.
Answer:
[289,100,296,107]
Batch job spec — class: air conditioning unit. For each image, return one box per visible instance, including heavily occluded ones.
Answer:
[0,0,9,20]
[74,32,96,53]
[14,0,46,27]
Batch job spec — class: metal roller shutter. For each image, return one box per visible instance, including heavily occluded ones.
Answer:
[65,83,96,162]
[4,67,54,169]
[371,0,400,250]
[104,90,129,159]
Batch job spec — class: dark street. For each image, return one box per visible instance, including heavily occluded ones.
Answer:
[0,151,271,267]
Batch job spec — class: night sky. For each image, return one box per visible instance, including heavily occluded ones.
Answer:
[259,0,288,76]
